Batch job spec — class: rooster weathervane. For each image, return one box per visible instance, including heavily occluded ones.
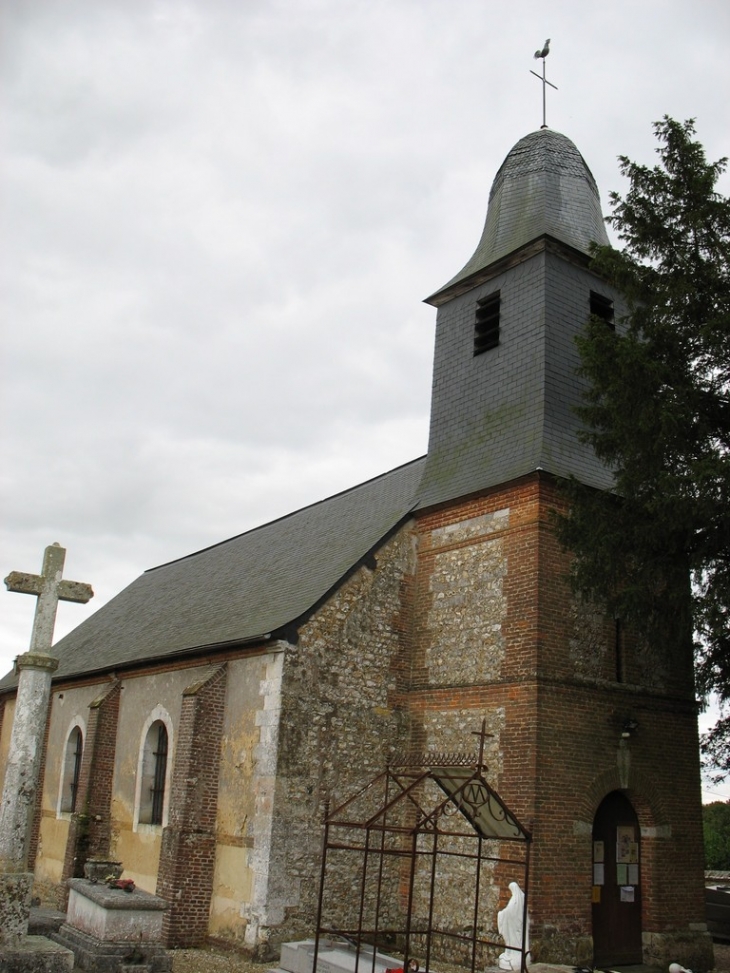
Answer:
[530,38,557,129]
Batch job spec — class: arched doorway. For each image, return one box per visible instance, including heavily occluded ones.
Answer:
[592,791,642,965]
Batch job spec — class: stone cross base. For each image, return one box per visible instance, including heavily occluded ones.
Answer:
[0,870,34,945]
[0,936,75,973]
[0,871,74,972]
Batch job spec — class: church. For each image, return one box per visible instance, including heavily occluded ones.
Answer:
[0,127,711,969]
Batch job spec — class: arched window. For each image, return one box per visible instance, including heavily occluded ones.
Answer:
[138,720,169,826]
[60,725,83,813]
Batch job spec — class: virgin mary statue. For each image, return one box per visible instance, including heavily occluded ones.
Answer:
[497,882,530,970]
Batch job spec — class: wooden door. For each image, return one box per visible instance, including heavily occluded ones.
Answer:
[592,791,642,966]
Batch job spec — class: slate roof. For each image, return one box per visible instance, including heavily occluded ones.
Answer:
[427,128,610,302]
[0,457,425,689]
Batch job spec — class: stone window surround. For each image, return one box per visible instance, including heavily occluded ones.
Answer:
[56,714,86,818]
[133,704,174,833]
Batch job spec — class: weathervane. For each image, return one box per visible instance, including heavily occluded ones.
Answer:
[530,38,557,129]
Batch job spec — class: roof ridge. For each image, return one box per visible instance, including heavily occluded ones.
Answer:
[145,454,427,574]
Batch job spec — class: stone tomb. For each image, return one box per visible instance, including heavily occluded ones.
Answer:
[52,879,171,973]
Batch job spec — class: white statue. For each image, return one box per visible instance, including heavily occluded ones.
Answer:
[497,881,530,970]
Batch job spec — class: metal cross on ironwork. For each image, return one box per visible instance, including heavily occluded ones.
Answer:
[471,718,494,770]
[4,542,93,656]
[530,38,557,129]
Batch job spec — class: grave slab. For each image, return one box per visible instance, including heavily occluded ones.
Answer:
[278,939,404,973]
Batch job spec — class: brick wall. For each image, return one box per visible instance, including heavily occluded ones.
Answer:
[85,680,122,861]
[157,664,227,947]
[408,486,535,959]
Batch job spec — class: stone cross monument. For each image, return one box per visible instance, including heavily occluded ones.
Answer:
[0,542,93,948]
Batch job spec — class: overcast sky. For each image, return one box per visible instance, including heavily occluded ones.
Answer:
[2,0,730,798]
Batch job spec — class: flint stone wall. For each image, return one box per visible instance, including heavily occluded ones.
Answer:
[263,525,417,946]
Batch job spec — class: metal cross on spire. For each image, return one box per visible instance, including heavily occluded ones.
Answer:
[530,38,558,129]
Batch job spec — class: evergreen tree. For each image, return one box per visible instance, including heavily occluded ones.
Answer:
[704,801,730,870]
[555,118,730,768]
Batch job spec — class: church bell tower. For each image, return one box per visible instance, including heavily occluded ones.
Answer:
[417,127,616,509]
[408,129,710,969]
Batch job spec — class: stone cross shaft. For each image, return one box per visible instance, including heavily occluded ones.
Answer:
[0,543,93,882]
[4,542,93,656]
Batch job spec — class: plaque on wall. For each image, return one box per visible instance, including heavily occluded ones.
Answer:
[616,826,635,863]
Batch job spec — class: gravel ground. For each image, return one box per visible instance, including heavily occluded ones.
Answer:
[170,944,730,973]
[713,944,730,970]
[172,947,272,973]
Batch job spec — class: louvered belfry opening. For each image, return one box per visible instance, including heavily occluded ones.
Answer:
[474,291,501,355]
[590,290,614,329]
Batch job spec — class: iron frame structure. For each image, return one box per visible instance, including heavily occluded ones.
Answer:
[313,730,532,973]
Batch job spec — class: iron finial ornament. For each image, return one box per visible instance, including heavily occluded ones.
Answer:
[530,37,557,129]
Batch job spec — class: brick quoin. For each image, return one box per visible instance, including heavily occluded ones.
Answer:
[57,679,122,907]
[85,680,122,860]
[157,664,227,947]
